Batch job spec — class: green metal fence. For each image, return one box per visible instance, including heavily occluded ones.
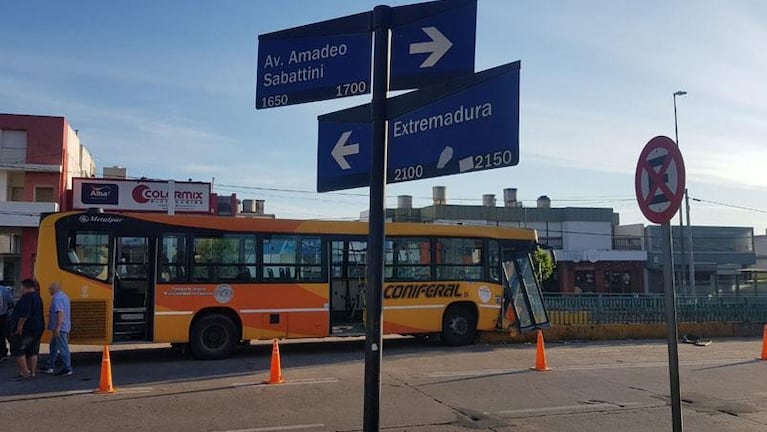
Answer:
[543,294,767,325]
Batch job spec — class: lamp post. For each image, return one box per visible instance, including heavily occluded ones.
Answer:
[673,90,694,296]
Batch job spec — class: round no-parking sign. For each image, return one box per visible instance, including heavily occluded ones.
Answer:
[635,136,686,224]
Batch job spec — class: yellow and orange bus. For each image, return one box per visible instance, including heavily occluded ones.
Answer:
[35,210,549,359]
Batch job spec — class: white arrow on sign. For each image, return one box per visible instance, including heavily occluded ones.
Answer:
[331,131,359,170]
[409,27,453,68]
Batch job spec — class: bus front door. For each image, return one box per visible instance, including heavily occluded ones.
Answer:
[113,236,155,342]
[501,249,550,332]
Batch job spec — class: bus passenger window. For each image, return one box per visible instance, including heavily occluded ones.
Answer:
[435,238,484,281]
[236,267,252,281]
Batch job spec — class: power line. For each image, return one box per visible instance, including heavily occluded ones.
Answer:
[691,197,767,214]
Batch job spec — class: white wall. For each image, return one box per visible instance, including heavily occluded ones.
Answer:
[562,221,612,250]
[0,201,59,227]
[615,223,644,237]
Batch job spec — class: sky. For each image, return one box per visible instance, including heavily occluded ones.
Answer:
[1,0,765,235]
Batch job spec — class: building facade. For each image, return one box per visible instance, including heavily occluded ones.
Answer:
[644,225,756,295]
[0,114,95,284]
[381,187,648,294]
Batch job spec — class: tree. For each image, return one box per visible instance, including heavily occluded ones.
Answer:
[532,247,555,283]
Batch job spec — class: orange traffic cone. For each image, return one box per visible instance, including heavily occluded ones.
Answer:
[531,330,551,371]
[760,324,766,361]
[266,339,284,384]
[95,345,116,394]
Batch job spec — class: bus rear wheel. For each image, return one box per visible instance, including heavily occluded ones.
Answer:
[441,304,477,346]
[190,314,237,360]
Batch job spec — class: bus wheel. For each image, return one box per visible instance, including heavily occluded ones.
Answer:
[190,314,237,360]
[441,304,477,346]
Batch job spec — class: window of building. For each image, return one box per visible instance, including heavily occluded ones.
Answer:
[10,187,23,201]
[604,271,632,293]
[435,237,484,280]
[540,237,563,250]
[0,129,27,164]
[574,270,595,293]
[34,186,55,202]
[0,233,21,254]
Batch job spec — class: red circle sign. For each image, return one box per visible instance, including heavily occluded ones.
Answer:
[635,136,686,224]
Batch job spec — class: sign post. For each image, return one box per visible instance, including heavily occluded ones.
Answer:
[363,6,391,431]
[256,2,482,430]
[635,135,686,432]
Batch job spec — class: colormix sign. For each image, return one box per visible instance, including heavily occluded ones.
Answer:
[72,178,211,213]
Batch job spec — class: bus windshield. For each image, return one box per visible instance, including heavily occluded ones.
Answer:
[502,249,550,332]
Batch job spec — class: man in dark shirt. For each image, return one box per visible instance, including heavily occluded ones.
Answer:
[9,279,44,380]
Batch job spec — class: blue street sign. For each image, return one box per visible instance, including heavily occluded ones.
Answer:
[317,117,373,192]
[389,0,476,91]
[256,12,372,109]
[317,62,520,192]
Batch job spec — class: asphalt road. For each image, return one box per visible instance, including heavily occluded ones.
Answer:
[0,336,765,431]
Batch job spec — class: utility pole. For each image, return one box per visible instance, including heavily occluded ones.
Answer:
[673,90,687,294]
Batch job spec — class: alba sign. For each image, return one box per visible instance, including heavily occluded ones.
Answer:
[72,178,211,213]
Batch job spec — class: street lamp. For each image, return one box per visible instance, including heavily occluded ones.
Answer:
[672,90,695,296]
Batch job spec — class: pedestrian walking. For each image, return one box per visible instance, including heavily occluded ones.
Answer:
[40,282,72,376]
[0,282,14,361]
[8,278,44,380]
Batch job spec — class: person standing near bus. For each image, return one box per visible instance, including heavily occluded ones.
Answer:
[9,279,44,380]
[0,283,15,361]
[41,282,72,376]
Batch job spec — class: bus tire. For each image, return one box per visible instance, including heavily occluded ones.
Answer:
[190,314,237,360]
[441,304,477,346]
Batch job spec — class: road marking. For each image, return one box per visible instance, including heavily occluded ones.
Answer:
[496,401,657,418]
[428,368,524,378]
[231,377,338,387]
[426,357,753,378]
[116,387,153,394]
[65,390,94,395]
[215,424,324,432]
[64,387,154,396]
[558,358,751,371]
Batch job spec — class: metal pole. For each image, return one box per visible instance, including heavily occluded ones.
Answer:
[662,222,683,432]
[685,190,695,296]
[364,5,390,432]
[673,94,686,294]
